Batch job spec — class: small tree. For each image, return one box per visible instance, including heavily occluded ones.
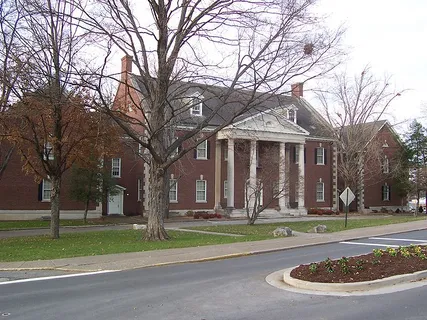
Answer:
[69,161,119,223]
[235,141,290,225]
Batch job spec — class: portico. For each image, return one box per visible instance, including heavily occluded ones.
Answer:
[214,109,309,216]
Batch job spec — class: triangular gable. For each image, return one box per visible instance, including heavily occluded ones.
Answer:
[227,108,309,136]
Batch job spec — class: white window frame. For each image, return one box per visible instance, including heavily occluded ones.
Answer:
[382,184,390,201]
[224,147,228,161]
[42,179,52,202]
[190,97,203,116]
[383,156,390,173]
[316,147,325,165]
[196,140,208,160]
[169,179,178,203]
[111,158,121,178]
[224,180,228,199]
[316,181,324,202]
[44,142,54,160]
[196,180,207,202]
[137,179,142,202]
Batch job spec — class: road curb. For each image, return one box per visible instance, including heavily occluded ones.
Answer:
[283,267,427,292]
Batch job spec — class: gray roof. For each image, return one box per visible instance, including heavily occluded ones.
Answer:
[131,75,334,139]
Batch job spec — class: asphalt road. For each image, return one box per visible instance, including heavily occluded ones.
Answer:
[2,230,427,320]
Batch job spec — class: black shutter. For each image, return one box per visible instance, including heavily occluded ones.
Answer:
[207,141,211,159]
[389,185,391,201]
[304,148,306,164]
[324,148,327,165]
[293,146,296,163]
[38,182,43,201]
[381,185,384,201]
[194,148,197,159]
[314,148,317,164]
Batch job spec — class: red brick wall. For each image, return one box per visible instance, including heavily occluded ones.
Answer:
[364,125,405,208]
[0,147,96,211]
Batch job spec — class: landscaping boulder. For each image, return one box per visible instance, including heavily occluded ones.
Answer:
[273,227,293,237]
[308,224,327,233]
[132,224,147,230]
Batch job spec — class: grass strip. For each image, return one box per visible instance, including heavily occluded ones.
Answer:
[187,217,425,236]
[0,230,270,262]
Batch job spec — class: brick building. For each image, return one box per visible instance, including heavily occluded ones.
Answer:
[109,56,338,217]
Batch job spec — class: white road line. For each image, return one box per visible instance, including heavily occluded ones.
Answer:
[369,237,427,243]
[340,241,399,248]
[0,270,119,286]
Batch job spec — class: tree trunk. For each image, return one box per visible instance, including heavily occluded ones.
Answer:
[50,175,61,239]
[145,161,169,241]
[84,199,89,223]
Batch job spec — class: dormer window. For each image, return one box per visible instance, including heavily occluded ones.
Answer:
[285,104,298,123]
[190,97,203,116]
[288,109,295,122]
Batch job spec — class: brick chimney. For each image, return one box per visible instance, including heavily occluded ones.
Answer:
[291,83,303,97]
[121,55,133,82]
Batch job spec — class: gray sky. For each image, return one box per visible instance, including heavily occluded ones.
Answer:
[309,0,426,130]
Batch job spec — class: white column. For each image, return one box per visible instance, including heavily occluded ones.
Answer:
[214,139,222,210]
[248,140,257,209]
[227,138,235,209]
[298,143,305,210]
[278,142,286,211]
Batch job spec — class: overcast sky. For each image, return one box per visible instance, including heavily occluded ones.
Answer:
[308,0,427,131]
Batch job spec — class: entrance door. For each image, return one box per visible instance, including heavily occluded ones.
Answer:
[108,190,123,215]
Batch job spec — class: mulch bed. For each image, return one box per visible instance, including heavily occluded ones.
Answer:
[290,245,427,283]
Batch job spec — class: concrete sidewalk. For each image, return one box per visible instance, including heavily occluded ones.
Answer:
[1,220,427,272]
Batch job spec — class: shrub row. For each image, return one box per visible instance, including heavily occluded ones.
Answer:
[193,212,222,219]
[307,208,339,215]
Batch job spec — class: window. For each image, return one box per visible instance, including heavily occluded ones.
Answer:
[382,156,390,173]
[44,142,54,160]
[196,180,207,202]
[137,179,142,202]
[169,179,178,202]
[111,158,121,177]
[196,140,207,159]
[224,180,228,199]
[224,147,228,161]
[190,97,202,116]
[294,146,299,164]
[316,181,324,202]
[382,184,390,201]
[288,109,295,122]
[42,179,52,201]
[256,143,260,167]
[315,147,325,165]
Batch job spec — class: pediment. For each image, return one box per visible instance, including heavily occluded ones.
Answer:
[230,111,308,135]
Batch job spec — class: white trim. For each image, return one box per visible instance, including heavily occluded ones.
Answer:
[316,147,325,165]
[169,179,178,203]
[383,156,390,173]
[196,179,207,202]
[44,142,54,161]
[316,181,324,202]
[224,180,228,199]
[196,140,208,160]
[111,158,121,178]
[189,93,204,116]
[42,179,51,202]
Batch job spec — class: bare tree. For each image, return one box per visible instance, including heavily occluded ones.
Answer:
[0,0,115,239]
[0,0,26,179]
[316,67,403,210]
[75,0,344,240]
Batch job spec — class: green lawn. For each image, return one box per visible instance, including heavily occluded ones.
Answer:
[0,219,111,230]
[187,216,425,236]
[0,230,270,262]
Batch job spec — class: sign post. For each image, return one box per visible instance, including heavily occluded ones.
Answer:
[340,187,355,228]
